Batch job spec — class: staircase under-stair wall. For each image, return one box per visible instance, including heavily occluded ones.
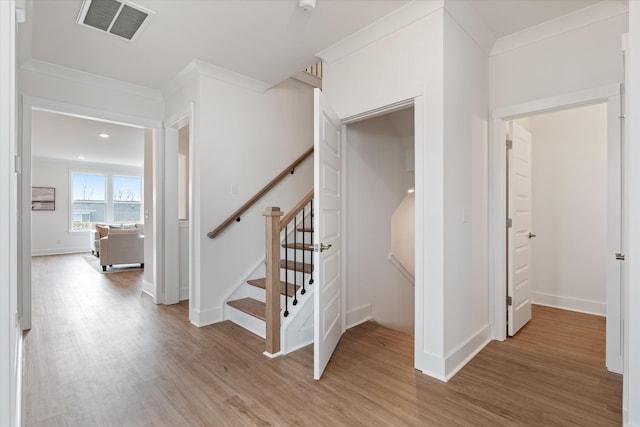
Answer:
[224,191,315,355]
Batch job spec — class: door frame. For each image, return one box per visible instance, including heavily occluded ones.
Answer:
[489,84,624,372]
[20,96,166,326]
[339,95,423,368]
[166,105,195,319]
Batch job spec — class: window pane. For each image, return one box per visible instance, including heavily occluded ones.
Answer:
[113,176,142,202]
[71,173,106,230]
[113,176,142,224]
[72,173,105,202]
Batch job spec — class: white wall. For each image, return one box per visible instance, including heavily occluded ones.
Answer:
[442,10,490,374]
[323,1,491,380]
[626,4,640,425]
[345,113,415,335]
[490,14,627,109]
[518,104,608,315]
[30,157,143,256]
[190,76,314,326]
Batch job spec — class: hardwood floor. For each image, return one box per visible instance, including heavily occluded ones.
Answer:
[24,254,622,426]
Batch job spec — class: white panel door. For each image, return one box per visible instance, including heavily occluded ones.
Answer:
[313,88,343,380]
[508,121,533,336]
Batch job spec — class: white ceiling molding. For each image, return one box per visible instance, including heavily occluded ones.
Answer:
[443,1,496,56]
[317,0,444,64]
[193,60,272,93]
[21,58,163,102]
[491,0,628,56]
[161,60,199,99]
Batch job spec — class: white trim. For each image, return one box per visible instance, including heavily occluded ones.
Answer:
[195,60,272,93]
[317,0,443,64]
[141,284,153,298]
[190,306,222,327]
[531,293,606,317]
[346,304,372,329]
[263,351,282,359]
[161,61,199,99]
[387,252,415,285]
[14,334,22,427]
[444,324,491,381]
[21,59,162,102]
[163,126,179,304]
[226,305,265,338]
[32,248,90,256]
[0,1,18,424]
[443,1,495,56]
[491,0,629,56]
[492,84,621,120]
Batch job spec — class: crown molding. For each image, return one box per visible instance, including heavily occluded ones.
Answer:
[444,1,495,56]
[491,0,628,56]
[20,58,163,102]
[195,60,272,93]
[161,60,199,98]
[317,0,444,64]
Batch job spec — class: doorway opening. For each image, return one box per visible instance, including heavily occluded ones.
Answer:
[20,97,166,330]
[343,106,416,336]
[490,85,623,374]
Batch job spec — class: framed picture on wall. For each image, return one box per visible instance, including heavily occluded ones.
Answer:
[32,186,55,211]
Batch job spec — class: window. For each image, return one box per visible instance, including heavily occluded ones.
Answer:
[70,172,143,231]
[71,173,106,231]
[113,175,142,224]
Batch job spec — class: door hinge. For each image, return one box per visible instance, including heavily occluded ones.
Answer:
[507,218,512,228]
[506,296,513,306]
[14,155,21,174]
[506,139,513,150]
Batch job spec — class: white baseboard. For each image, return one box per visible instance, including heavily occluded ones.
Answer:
[415,351,446,382]
[532,292,606,316]
[190,306,223,327]
[31,247,89,256]
[141,280,154,298]
[14,326,23,427]
[346,304,372,329]
[444,324,491,381]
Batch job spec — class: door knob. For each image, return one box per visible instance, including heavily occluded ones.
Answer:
[528,232,537,239]
[308,243,332,252]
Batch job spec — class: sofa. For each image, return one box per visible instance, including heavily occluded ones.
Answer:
[92,225,144,271]
[90,223,143,257]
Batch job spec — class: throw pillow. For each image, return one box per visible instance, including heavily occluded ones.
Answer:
[96,224,109,239]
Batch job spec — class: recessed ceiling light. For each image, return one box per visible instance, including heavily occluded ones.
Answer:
[99,133,110,139]
[78,155,86,160]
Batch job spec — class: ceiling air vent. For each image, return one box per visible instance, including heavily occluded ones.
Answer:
[77,0,154,41]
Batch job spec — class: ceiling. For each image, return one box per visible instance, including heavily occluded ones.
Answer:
[32,110,144,168]
[24,0,623,166]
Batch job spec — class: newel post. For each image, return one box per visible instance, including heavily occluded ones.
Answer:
[264,206,284,355]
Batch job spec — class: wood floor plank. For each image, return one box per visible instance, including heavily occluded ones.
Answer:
[23,254,622,426]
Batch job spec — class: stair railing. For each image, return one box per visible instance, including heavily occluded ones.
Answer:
[208,146,313,239]
[263,189,314,355]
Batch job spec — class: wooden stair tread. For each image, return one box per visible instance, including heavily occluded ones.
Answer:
[282,243,314,251]
[247,278,300,297]
[227,298,266,321]
[297,227,314,233]
[280,260,313,274]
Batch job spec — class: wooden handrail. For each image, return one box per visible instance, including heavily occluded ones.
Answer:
[207,146,314,238]
[279,189,314,231]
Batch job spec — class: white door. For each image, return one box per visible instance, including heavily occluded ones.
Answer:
[313,88,343,379]
[508,121,533,336]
